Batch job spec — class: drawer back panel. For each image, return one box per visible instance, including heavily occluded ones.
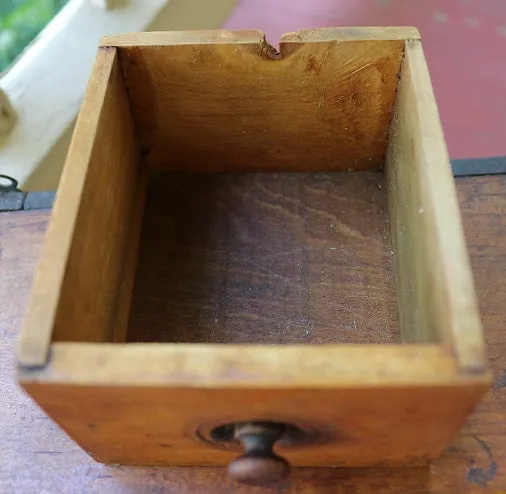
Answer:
[115,31,405,172]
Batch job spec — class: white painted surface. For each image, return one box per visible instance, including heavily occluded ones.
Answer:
[0,0,170,190]
[0,0,237,190]
[0,0,237,192]
[89,0,128,9]
[0,89,16,137]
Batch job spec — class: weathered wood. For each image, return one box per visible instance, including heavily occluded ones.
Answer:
[20,343,465,387]
[112,170,147,343]
[15,29,489,472]
[110,29,407,172]
[18,48,141,366]
[103,27,420,47]
[386,40,486,372]
[2,174,505,490]
[127,172,398,344]
[22,374,486,468]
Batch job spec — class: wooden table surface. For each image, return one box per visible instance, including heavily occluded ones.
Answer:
[1,174,505,493]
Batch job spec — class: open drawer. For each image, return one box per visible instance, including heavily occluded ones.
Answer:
[18,28,490,481]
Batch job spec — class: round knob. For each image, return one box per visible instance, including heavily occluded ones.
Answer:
[227,422,290,486]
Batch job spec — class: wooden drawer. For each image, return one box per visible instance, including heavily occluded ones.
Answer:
[18,27,490,484]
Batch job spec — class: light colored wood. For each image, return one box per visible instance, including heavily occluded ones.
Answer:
[112,170,147,343]
[102,29,277,46]
[50,48,141,346]
[4,176,506,490]
[20,343,483,387]
[385,40,487,372]
[21,345,488,467]
[24,384,486,469]
[18,47,141,367]
[281,26,420,43]
[111,29,405,172]
[20,342,490,466]
[101,26,420,47]
[17,29,490,469]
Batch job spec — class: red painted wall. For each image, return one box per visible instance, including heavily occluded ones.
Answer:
[224,0,506,158]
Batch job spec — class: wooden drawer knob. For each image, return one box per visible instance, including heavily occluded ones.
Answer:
[227,422,290,486]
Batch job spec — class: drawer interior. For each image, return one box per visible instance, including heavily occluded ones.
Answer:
[126,171,398,344]
[41,31,452,351]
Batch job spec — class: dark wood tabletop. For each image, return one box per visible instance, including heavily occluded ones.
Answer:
[1,174,505,493]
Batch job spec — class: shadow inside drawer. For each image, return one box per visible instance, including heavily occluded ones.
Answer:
[127,172,399,344]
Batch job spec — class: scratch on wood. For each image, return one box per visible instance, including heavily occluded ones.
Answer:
[319,89,326,108]
[349,62,373,77]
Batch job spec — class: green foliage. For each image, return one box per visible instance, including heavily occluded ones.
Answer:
[0,0,69,73]
[0,1,30,17]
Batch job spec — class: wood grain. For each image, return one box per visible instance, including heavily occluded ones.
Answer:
[9,28,490,486]
[17,168,490,467]
[20,343,469,387]
[22,379,486,468]
[385,40,486,372]
[16,169,489,468]
[18,48,141,366]
[2,175,506,491]
[112,170,147,343]
[113,29,405,171]
[102,27,420,47]
[127,171,398,344]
